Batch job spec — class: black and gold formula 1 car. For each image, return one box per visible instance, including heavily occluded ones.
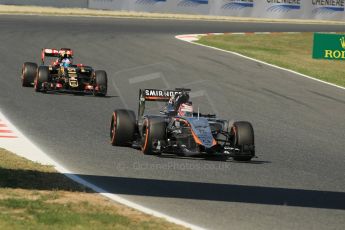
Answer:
[21,48,107,96]
[110,88,256,161]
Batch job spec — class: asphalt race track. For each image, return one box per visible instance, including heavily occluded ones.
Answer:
[1,15,345,229]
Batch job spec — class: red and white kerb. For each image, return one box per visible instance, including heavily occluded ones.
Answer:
[0,119,17,138]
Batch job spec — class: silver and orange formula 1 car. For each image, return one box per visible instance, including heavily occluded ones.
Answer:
[110,88,256,161]
[21,48,107,96]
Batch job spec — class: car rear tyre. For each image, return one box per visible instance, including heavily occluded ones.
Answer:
[22,62,37,87]
[231,121,255,161]
[35,66,50,92]
[110,109,136,146]
[141,117,166,155]
[94,70,107,97]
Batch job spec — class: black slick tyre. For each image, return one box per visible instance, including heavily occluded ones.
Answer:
[231,121,255,161]
[94,70,107,97]
[22,62,37,87]
[110,109,136,146]
[141,117,166,155]
[35,66,50,92]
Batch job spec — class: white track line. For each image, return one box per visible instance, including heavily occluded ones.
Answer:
[175,33,345,91]
[0,111,205,230]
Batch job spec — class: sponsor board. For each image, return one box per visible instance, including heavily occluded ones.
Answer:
[135,0,166,5]
[177,0,208,7]
[216,0,254,17]
[311,0,345,14]
[249,0,302,19]
[88,0,345,20]
[313,33,345,60]
[221,0,254,10]
[172,0,209,14]
[132,0,167,12]
[266,0,301,13]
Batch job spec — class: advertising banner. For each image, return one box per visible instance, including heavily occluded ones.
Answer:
[212,0,254,17]
[88,0,345,21]
[89,0,210,14]
[254,0,302,19]
[0,0,88,8]
[169,0,210,14]
[313,33,345,60]
[130,0,169,13]
[2,0,344,20]
[308,0,345,21]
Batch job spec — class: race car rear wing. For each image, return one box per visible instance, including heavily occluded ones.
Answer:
[140,89,186,101]
[41,48,59,64]
[41,48,73,65]
[138,88,191,117]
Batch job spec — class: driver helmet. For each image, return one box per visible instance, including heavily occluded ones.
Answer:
[61,54,72,68]
[178,102,193,117]
[165,95,176,112]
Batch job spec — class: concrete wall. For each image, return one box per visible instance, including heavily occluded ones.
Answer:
[0,0,88,8]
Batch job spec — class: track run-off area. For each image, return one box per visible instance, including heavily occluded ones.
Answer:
[0,15,344,229]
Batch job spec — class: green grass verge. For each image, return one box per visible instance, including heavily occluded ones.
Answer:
[0,148,186,230]
[197,32,345,87]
